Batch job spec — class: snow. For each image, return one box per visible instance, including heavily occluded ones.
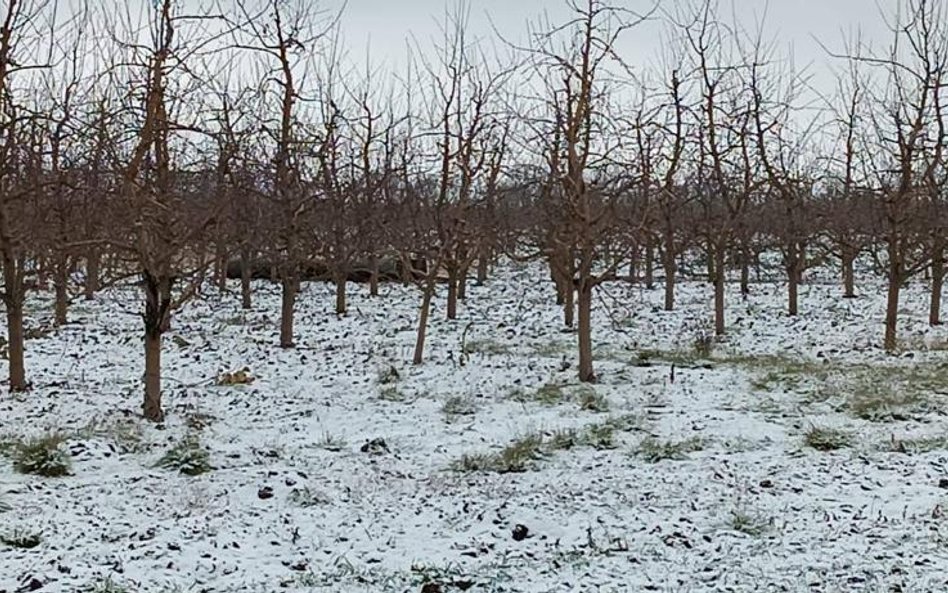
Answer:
[2,263,948,592]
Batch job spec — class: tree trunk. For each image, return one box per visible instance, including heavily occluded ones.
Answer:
[788,269,798,316]
[577,281,595,383]
[628,243,638,283]
[36,256,48,290]
[280,275,297,348]
[740,246,750,297]
[552,264,566,305]
[931,241,944,326]
[842,246,856,298]
[564,277,575,328]
[240,250,252,310]
[400,252,413,287]
[787,242,800,317]
[215,246,227,292]
[662,232,676,311]
[369,254,379,297]
[713,246,726,336]
[334,269,347,315]
[476,246,489,284]
[884,244,902,352]
[5,297,26,392]
[644,241,654,289]
[413,281,435,365]
[457,262,469,300]
[446,267,458,320]
[142,272,170,422]
[84,248,100,300]
[54,264,68,326]
[143,329,163,422]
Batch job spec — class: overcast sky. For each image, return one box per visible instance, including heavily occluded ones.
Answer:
[330,0,896,97]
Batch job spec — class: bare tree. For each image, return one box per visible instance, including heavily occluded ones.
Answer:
[0,0,59,391]
[525,0,650,382]
[834,0,948,349]
[108,0,222,420]
[233,0,337,347]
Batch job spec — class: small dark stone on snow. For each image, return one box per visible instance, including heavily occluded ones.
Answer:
[360,438,390,455]
[420,584,442,593]
[759,479,774,488]
[17,578,43,592]
[512,524,530,541]
[258,486,275,500]
[939,478,948,489]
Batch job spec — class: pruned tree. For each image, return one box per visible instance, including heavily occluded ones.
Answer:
[108,0,222,420]
[0,0,59,392]
[524,0,651,382]
[833,0,948,349]
[233,0,337,347]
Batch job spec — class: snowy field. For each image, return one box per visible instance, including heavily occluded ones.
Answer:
[2,262,948,592]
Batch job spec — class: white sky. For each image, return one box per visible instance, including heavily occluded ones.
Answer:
[332,0,896,94]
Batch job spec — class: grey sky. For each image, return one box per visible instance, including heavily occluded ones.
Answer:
[333,0,895,97]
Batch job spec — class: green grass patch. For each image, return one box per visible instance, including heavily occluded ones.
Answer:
[576,387,610,412]
[442,395,478,420]
[803,426,853,451]
[635,436,705,463]
[885,434,948,454]
[728,508,771,537]
[0,528,41,549]
[8,433,72,477]
[155,434,212,476]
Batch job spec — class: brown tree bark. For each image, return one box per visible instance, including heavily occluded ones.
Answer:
[563,277,575,328]
[215,250,227,292]
[143,330,163,422]
[662,235,676,311]
[931,240,944,325]
[884,242,903,352]
[413,281,435,365]
[141,272,172,422]
[739,246,750,297]
[53,264,68,326]
[577,282,595,382]
[841,246,856,298]
[240,249,252,309]
[84,248,100,300]
[2,251,27,392]
[5,296,26,392]
[476,247,489,284]
[786,242,802,316]
[446,268,458,320]
[369,255,379,297]
[279,275,297,348]
[334,270,347,315]
[713,245,726,336]
[644,240,654,289]
[457,262,469,300]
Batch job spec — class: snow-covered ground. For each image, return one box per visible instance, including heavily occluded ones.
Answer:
[2,263,948,592]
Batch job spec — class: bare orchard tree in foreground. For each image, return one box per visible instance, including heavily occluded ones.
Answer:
[525,0,651,382]
[0,0,60,391]
[410,4,509,364]
[835,0,948,350]
[677,0,758,336]
[109,0,220,420]
[233,0,337,348]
